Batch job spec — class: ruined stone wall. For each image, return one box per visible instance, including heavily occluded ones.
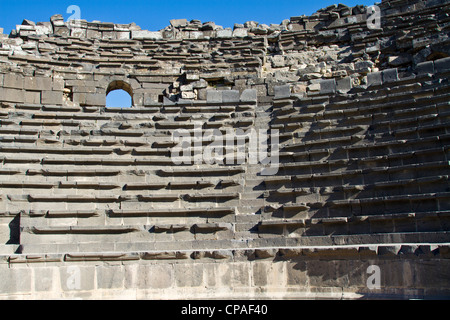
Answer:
[0,0,449,299]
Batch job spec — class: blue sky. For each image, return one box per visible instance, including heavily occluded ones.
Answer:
[0,0,376,34]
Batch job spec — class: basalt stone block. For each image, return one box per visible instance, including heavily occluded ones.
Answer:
[434,57,450,73]
[274,85,291,99]
[320,79,336,94]
[131,30,163,40]
[41,91,63,105]
[3,74,24,89]
[240,89,257,102]
[24,77,52,91]
[382,68,399,83]
[222,90,240,103]
[216,29,233,38]
[367,71,383,86]
[0,87,24,103]
[416,61,435,74]
[24,91,41,104]
[336,77,352,92]
[206,90,223,103]
[85,93,106,106]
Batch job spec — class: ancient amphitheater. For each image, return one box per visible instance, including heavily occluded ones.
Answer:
[0,0,449,299]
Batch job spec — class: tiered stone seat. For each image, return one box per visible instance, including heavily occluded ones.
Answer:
[0,0,449,299]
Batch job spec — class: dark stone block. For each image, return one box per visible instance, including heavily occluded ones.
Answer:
[416,61,435,74]
[320,79,336,94]
[222,90,240,103]
[434,57,450,73]
[274,85,291,99]
[367,71,382,86]
[382,68,399,83]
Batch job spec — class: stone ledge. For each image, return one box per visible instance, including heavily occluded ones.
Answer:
[5,243,450,264]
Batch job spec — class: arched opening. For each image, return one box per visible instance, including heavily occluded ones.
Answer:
[106,80,133,108]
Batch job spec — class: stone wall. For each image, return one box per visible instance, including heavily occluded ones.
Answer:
[0,0,449,299]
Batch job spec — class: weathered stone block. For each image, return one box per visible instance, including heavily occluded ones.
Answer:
[233,28,248,38]
[4,74,24,89]
[116,31,130,40]
[54,26,70,37]
[216,29,233,38]
[96,265,124,289]
[222,90,240,103]
[41,91,63,105]
[0,267,32,294]
[71,28,87,38]
[320,79,336,94]
[59,266,95,292]
[336,77,352,92]
[206,90,222,103]
[34,267,55,292]
[0,87,24,103]
[24,91,41,104]
[286,261,308,286]
[434,57,450,73]
[274,85,290,99]
[416,61,434,74]
[191,79,207,89]
[367,71,382,86]
[170,19,188,28]
[240,89,257,102]
[181,91,195,99]
[86,29,102,39]
[174,263,204,287]
[136,264,173,289]
[24,76,52,91]
[85,93,106,106]
[131,30,163,40]
[382,68,399,83]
